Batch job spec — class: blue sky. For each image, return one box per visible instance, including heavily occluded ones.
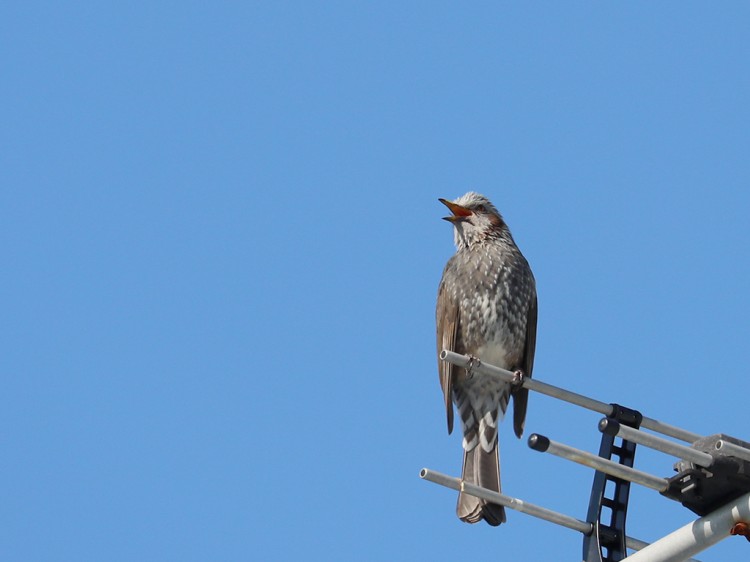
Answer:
[3,3,750,561]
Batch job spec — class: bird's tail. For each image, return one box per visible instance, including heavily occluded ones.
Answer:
[457,443,506,525]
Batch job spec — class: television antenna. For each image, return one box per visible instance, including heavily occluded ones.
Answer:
[420,350,750,561]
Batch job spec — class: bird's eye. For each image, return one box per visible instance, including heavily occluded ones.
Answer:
[476,205,486,213]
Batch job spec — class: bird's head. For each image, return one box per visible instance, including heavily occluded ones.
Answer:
[439,192,507,249]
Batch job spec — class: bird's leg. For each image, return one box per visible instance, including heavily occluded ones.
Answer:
[511,369,525,389]
[465,355,481,379]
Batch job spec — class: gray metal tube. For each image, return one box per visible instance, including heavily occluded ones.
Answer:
[419,468,593,534]
[624,492,750,562]
[419,468,706,562]
[599,419,713,467]
[624,538,703,562]
[439,350,701,443]
[715,439,750,463]
[440,350,612,414]
[639,417,701,444]
[528,434,669,492]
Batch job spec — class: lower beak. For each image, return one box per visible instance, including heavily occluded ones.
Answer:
[439,198,472,222]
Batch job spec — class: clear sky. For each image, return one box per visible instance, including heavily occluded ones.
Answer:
[3,3,750,561]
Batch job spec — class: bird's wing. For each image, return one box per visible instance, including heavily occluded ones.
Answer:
[436,277,458,435]
[512,291,537,438]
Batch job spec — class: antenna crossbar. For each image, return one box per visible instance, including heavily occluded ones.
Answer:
[440,350,701,443]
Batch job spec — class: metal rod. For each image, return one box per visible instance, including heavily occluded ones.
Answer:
[640,417,701,444]
[599,419,714,468]
[528,434,669,492]
[623,491,750,562]
[419,468,593,534]
[716,439,750,463]
[440,349,611,414]
[624,538,703,562]
[440,350,701,443]
[624,536,650,551]
[419,468,707,560]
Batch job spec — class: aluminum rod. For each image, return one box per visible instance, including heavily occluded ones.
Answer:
[623,491,750,562]
[624,536,650,551]
[440,349,611,414]
[420,468,707,562]
[419,468,592,534]
[599,419,714,468]
[420,468,706,560]
[624,538,703,562]
[715,439,750,463]
[440,350,701,443]
[641,418,701,444]
[528,434,669,492]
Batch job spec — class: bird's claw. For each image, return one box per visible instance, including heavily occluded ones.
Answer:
[465,355,480,379]
[512,370,525,389]
[731,522,750,542]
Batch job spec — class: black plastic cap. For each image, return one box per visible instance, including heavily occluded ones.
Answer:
[528,434,550,452]
[599,418,621,437]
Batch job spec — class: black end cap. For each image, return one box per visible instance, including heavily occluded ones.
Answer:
[528,434,550,452]
[599,418,621,437]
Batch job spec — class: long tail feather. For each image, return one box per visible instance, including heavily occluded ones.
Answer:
[457,443,506,525]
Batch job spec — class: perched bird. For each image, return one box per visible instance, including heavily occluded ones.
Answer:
[436,192,537,526]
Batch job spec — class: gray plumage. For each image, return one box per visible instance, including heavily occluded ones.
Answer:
[436,192,537,526]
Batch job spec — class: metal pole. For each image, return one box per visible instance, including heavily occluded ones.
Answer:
[419,468,593,534]
[599,419,714,468]
[624,538,703,562]
[528,434,669,492]
[420,468,704,562]
[440,349,612,414]
[624,491,750,562]
[715,439,750,463]
[440,350,701,443]
[642,418,701,444]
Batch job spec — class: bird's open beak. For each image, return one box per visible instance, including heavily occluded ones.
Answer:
[439,198,473,222]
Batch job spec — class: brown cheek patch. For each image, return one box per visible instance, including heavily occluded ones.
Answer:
[489,214,505,228]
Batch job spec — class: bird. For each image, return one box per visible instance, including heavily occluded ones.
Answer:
[436,192,537,526]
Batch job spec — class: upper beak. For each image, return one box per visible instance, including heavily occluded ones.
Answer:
[439,198,473,222]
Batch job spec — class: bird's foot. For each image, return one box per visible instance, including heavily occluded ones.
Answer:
[511,370,525,389]
[465,355,481,379]
[731,522,750,542]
